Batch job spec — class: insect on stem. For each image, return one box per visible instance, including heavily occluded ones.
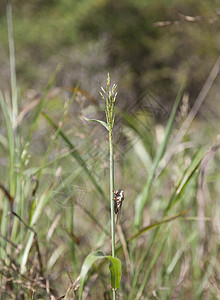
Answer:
[113,190,124,224]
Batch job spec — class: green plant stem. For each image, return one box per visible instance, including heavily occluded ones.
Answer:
[109,132,116,300]
[5,0,17,200]
[6,0,17,130]
[110,133,115,257]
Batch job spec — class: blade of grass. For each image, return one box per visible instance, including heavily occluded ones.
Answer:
[37,89,76,181]
[24,147,80,177]
[166,230,197,275]
[21,167,81,273]
[20,188,50,273]
[95,210,190,290]
[196,246,218,298]
[77,201,110,236]
[126,209,189,244]
[82,115,109,131]
[47,244,66,270]
[165,147,206,213]
[128,147,206,300]
[0,91,16,258]
[26,66,61,144]
[0,91,15,196]
[121,110,155,158]
[134,79,186,230]
[6,0,17,130]
[158,55,220,177]
[41,112,107,204]
[134,229,170,300]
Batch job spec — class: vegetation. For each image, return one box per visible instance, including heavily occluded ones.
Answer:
[0,1,220,299]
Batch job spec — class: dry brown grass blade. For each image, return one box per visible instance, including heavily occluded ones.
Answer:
[0,183,14,208]
[66,87,98,105]
[0,183,15,234]
[17,87,61,125]
[0,257,57,299]
[17,86,98,125]
[116,224,132,285]
[65,228,80,245]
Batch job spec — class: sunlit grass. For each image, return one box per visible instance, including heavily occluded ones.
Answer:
[1,2,220,299]
[1,75,220,299]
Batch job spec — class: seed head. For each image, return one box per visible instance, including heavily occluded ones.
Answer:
[100,74,117,134]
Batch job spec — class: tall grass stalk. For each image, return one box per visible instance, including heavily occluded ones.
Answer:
[134,79,186,230]
[100,74,117,299]
[6,0,17,130]
[5,0,17,201]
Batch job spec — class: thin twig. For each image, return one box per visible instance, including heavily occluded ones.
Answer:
[0,183,14,209]
[0,233,19,250]
[154,11,220,27]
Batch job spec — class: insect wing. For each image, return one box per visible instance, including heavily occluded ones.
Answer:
[115,200,123,224]
[113,190,124,223]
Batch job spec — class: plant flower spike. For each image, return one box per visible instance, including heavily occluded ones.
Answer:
[100,73,117,136]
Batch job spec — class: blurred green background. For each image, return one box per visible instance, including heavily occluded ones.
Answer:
[1,0,220,112]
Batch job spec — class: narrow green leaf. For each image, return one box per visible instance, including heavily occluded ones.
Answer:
[165,147,206,213]
[128,147,206,299]
[126,209,189,243]
[78,251,122,299]
[28,199,36,225]
[20,231,35,274]
[83,115,109,131]
[166,231,197,275]
[134,229,170,300]
[26,66,60,143]
[122,111,155,158]
[37,87,76,182]
[21,190,49,273]
[134,79,186,230]
[0,91,16,200]
[42,112,107,204]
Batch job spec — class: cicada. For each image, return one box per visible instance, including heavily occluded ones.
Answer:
[113,190,124,223]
